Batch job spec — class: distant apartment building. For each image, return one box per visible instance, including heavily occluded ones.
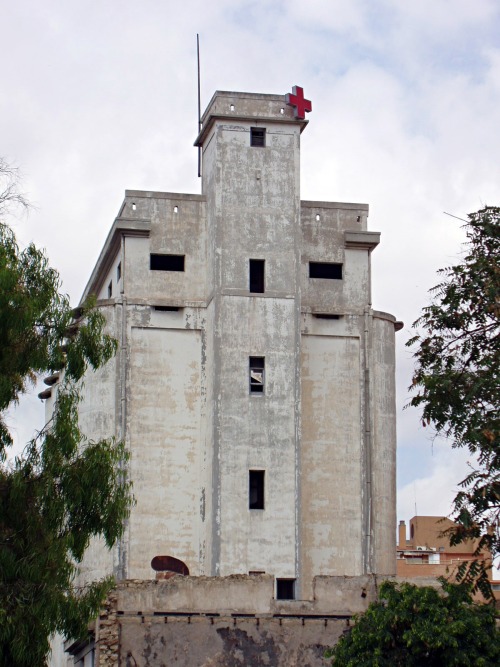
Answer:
[397,515,498,601]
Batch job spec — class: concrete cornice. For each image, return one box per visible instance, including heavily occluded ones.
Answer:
[344,231,380,251]
[124,190,206,201]
[195,115,308,146]
[301,200,369,211]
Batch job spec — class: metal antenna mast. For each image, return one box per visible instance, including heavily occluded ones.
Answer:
[197,34,202,178]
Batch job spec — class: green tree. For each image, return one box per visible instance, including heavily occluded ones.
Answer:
[407,206,499,596]
[326,580,500,667]
[0,162,132,666]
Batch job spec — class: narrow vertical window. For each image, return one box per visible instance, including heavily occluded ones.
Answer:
[107,281,112,298]
[249,357,265,393]
[117,262,121,281]
[249,470,265,509]
[276,579,296,600]
[249,259,265,293]
[250,127,266,147]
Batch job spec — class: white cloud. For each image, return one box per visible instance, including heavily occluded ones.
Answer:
[397,443,472,522]
[287,0,370,34]
[384,0,498,33]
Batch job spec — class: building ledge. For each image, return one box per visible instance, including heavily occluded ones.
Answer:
[302,200,369,211]
[345,230,380,251]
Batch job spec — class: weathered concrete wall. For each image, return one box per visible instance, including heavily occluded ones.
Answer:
[199,91,299,125]
[301,201,369,313]
[127,322,204,579]
[204,112,302,582]
[97,252,123,301]
[75,304,120,584]
[216,297,298,578]
[118,616,335,667]
[94,576,382,667]
[370,312,397,576]
[301,332,363,596]
[122,193,207,304]
[77,304,119,442]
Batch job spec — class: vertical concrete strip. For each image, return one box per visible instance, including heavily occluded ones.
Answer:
[362,309,373,574]
[294,130,303,599]
[116,234,129,580]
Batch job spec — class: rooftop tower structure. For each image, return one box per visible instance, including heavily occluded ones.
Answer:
[44,87,399,605]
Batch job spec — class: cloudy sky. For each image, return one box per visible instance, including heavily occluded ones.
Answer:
[2,1,499,541]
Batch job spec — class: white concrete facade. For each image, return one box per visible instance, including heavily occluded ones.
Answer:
[52,90,399,602]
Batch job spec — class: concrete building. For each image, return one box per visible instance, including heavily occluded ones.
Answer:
[46,87,401,666]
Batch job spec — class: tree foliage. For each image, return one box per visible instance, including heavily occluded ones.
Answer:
[326,580,500,667]
[0,162,132,666]
[407,206,500,595]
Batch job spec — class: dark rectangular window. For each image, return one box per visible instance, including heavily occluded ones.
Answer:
[117,262,121,281]
[276,578,295,600]
[107,281,112,298]
[154,306,180,312]
[150,254,185,271]
[249,357,265,393]
[249,259,265,293]
[249,470,265,509]
[309,262,343,279]
[250,127,266,147]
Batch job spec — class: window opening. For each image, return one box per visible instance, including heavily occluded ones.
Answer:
[117,262,121,281]
[276,578,295,600]
[249,571,266,575]
[250,127,266,147]
[315,213,320,221]
[249,259,265,293]
[107,281,112,298]
[309,262,342,280]
[249,357,265,393]
[249,470,265,509]
[132,202,136,211]
[154,306,180,312]
[150,254,185,272]
[174,206,178,213]
[313,314,341,320]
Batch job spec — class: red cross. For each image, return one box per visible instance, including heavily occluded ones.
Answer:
[285,86,312,119]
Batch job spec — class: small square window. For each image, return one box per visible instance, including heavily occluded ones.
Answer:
[107,281,112,298]
[250,127,266,147]
[276,578,295,600]
[249,357,265,393]
[249,259,265,293]
[117,262,121,281]
[249,470,265,510]
[309,262,343,280]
